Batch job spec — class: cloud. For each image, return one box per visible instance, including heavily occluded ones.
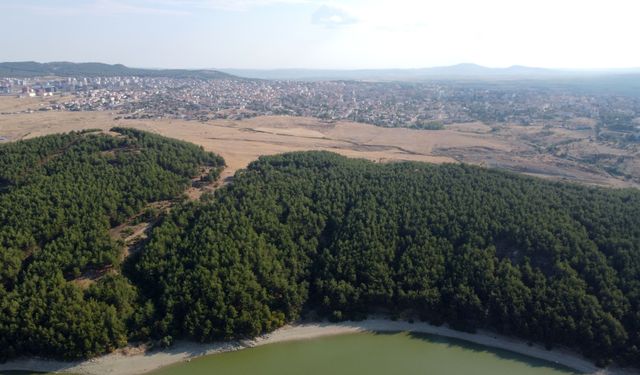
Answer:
[311,5,357,28]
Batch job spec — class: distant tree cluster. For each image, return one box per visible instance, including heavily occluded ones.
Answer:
[412,120,444,130]
[0,129,224,360]
[136,152,640,368]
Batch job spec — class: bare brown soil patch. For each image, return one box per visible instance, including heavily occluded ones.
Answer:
[0,100,636,188]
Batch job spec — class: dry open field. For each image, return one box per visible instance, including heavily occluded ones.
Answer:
[0,96,637,188]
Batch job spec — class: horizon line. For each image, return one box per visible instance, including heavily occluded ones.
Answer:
[2,60,640,73]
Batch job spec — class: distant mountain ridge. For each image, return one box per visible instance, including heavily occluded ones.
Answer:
[0,61,235,79]
[2,62,639,96]
[220,63,640,81]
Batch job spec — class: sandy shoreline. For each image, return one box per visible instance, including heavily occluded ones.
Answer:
[0,319,637,375]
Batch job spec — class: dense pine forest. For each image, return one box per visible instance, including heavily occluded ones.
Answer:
[0,129,224,360]
[135,152,640,368]
[1,134,639,369]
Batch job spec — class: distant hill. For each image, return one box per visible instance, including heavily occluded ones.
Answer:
[219,64,640,96]
[220,63,640,81]
[2,61,639,96]
[0,61,236,79]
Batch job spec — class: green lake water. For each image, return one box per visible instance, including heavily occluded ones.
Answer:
[150,332,580,375]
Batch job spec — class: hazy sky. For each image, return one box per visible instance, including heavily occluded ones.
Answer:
[1,0,639,70]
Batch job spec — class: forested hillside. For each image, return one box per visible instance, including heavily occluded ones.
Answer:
[2,139,639,368]
[0,129,224,360]
[135,152,640,367]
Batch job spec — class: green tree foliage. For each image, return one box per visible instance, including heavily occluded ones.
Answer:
[135,151,640,367]
[0,129,224,360]
[3,137,640,369]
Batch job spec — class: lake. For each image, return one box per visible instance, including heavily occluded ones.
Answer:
[150,332,580,375]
